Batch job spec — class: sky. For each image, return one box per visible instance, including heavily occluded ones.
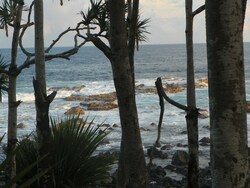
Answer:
[1,0,250,48]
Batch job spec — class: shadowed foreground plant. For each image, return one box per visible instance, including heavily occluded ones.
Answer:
[16,116,114,187]
[50,116,113,187]
[0,134,47,188]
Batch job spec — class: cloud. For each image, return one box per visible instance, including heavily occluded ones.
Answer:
[0,0,250,48]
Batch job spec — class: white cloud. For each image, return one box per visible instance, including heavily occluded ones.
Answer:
[0,0,250,48]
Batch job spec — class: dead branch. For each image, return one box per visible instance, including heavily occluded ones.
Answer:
[154,79,165,147]
[19,1,35,57]
[192,4,205,17]
[45,25,89,53]
[155,77,188,111]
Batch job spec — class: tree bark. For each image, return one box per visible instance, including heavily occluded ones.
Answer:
[206,0,248,187]
[34,1,56,185]
[185,0,199,187]
[128,0,139,88]
[6,2,23,185]
[109,0,148,187]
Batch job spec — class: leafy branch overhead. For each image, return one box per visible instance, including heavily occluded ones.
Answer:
[0,0,30,37]
[78,0,150,51]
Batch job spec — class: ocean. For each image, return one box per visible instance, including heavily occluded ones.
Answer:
[0,43,250,164]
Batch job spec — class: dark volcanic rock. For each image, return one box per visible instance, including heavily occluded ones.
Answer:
[171,150,189,166]
[147,147,168,159]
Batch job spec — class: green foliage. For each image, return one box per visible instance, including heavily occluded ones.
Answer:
[15,116,113,187]
[50,116,113,187]
[80,0,150,43]
[0,0,26,36]
[0,0,17,36]
[0,134,47,188]
[0,55,9,94]
[136,16,150,43]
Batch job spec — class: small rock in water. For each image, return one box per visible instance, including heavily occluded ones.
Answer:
[202,125,210,129]
[176,143,183,147]
[150,122,157,127]
[199,137,210,143]
[199,137,210,146]
[140,127,151,131]
[17,123,27,129]
[100,123,111,128]
[180,130,187,134]
[161,144,173,150]
[198,109,209,119]
[112,124,120,128]
[64,106,85,115]
[147,146,168,159]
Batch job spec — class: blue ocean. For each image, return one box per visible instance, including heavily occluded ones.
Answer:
[0,43,250,166]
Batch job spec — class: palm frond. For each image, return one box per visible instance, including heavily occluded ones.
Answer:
[136,16,151,43]
[0,0,17,36]
[0,55,8,93]
[49,116,113,187]
[81,0,103,25]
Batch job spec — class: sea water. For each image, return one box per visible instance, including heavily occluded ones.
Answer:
[0,43,250,161]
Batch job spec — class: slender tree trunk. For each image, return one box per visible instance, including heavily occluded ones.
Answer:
[185,0,199,188]
[109,0,148,187]
[128,0,139,88]
[206,0,248,187]
[6,2,23,185]
[34,1,56,185]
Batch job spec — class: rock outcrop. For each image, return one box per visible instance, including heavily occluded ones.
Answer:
[64,106,85,115]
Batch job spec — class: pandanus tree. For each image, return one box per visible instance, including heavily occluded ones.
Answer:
[75,0,150,186]
[0,0,88,182]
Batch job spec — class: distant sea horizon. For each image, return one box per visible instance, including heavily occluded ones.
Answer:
[0,43,250,163]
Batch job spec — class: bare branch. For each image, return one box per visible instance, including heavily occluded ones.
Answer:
[192,4,205,17]
[17,40,87,72]
[19,1,35,56]
[154,79,165,147]
[155,77,188,111]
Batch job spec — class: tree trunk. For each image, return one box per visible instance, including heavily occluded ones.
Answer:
[109,0,148,187]
[185,0,199,188]
[6,2,23,185]
[34,1,56,185]
[128,0,139,88]
[206,0,248,187]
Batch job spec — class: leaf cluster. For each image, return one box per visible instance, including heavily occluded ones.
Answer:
[80,0,150,44]
[0,0,19,36]
[15,116,114,187]
[0,55,8,93]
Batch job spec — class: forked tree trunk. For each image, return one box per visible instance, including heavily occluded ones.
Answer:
[6,2,23,184]
[109,0,148,187]
[206,0,248,187]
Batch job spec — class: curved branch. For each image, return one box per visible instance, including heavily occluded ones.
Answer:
[192,4,205,17]
[155,77,188,111]
[17,40,87,72]
[19,1,35,56]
